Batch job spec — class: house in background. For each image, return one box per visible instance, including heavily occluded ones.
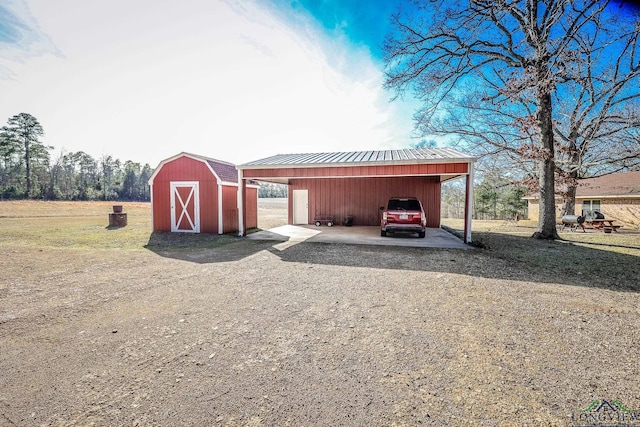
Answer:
[525,171,640,227]
[149,153,258,233]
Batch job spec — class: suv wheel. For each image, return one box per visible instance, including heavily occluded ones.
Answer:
[381,230,387,237]
[418,231,425,238]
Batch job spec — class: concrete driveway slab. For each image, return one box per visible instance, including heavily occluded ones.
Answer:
[246,225,471,249]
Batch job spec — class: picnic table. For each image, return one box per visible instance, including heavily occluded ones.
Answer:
[584,218,622,233]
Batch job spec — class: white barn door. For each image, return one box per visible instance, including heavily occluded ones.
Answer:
[292,189,308,225]
[170,181,200,233]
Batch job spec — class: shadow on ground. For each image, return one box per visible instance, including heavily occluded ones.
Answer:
[275,235,639,291]
[145,229,640,292]
[145,231,274,263]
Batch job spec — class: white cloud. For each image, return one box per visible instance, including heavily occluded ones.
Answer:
[0,0,417,167]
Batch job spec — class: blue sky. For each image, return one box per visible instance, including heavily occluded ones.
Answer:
[0,0,419,167]
[271,0,402,58]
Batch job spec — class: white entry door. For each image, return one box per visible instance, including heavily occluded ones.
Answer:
[292,189,309,225]
[170,181,200,233]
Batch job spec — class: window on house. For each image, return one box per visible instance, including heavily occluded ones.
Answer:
[581,200,601,217]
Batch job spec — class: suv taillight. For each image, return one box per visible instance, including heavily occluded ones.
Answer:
[383,211,388,220]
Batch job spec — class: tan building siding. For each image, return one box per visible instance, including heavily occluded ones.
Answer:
[526,200,563,223]
[526,201,539,222]
[527,198,640,227]
[526,172,640,228]
[599,198,640,227]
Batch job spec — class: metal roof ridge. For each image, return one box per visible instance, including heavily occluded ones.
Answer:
[310,152,332,163]
[239,147,475,167]
[333,152,353,162]
[353,151,367,162]
[404,149,418,160]
[288,153,307,164]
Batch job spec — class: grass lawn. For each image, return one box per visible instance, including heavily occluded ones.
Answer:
[2,200,639,290]
[442,217,640,291]
[442,217,640,256]
[1,201,154,250]
[0,201,240,251]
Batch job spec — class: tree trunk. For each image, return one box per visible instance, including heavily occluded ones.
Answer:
[533,88,559,240]
[562,133,580,217]
[24,138,31,196]
[563,185,576,216]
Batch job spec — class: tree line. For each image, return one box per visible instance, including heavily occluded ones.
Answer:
[441,175,528,221]
[1,113,153,201]
[258,182,288,198]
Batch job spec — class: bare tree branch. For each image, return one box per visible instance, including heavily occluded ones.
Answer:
[384,0,640,237]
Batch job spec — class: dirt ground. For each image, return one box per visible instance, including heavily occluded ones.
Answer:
[1,201,640,426]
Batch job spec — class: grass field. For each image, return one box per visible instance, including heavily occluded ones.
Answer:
[0,201,153,250]
[1,199,639,289]
[0,201,252,250]
[442,217,640,256]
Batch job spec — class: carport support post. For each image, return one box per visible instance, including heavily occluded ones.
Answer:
[237,169,246,237]
[464,163,474,244]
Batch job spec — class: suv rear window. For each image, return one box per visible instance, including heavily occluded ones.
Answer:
[388,199,421,211]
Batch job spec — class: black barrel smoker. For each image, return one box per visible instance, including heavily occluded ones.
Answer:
[561,215,585,232]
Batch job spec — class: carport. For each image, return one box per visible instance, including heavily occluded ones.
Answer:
[237,149,475,243]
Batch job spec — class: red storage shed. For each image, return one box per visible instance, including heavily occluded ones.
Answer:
[149,152,258,234]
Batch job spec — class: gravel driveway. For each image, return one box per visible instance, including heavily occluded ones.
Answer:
[1,239,639,426]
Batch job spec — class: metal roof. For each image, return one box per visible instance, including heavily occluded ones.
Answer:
[240,148,474,168]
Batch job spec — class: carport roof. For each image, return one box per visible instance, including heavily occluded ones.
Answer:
[240,148,474,168]
[236,148,475,244]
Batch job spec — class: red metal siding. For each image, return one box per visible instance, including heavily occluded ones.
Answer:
[289,176,441,227]
[221,185,238,233]
[151,156,218,233]
[221,186,256,232]
[243,163,468,179]
[246,187,258,229]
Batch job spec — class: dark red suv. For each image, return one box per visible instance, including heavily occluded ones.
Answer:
[380,197,426,238]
